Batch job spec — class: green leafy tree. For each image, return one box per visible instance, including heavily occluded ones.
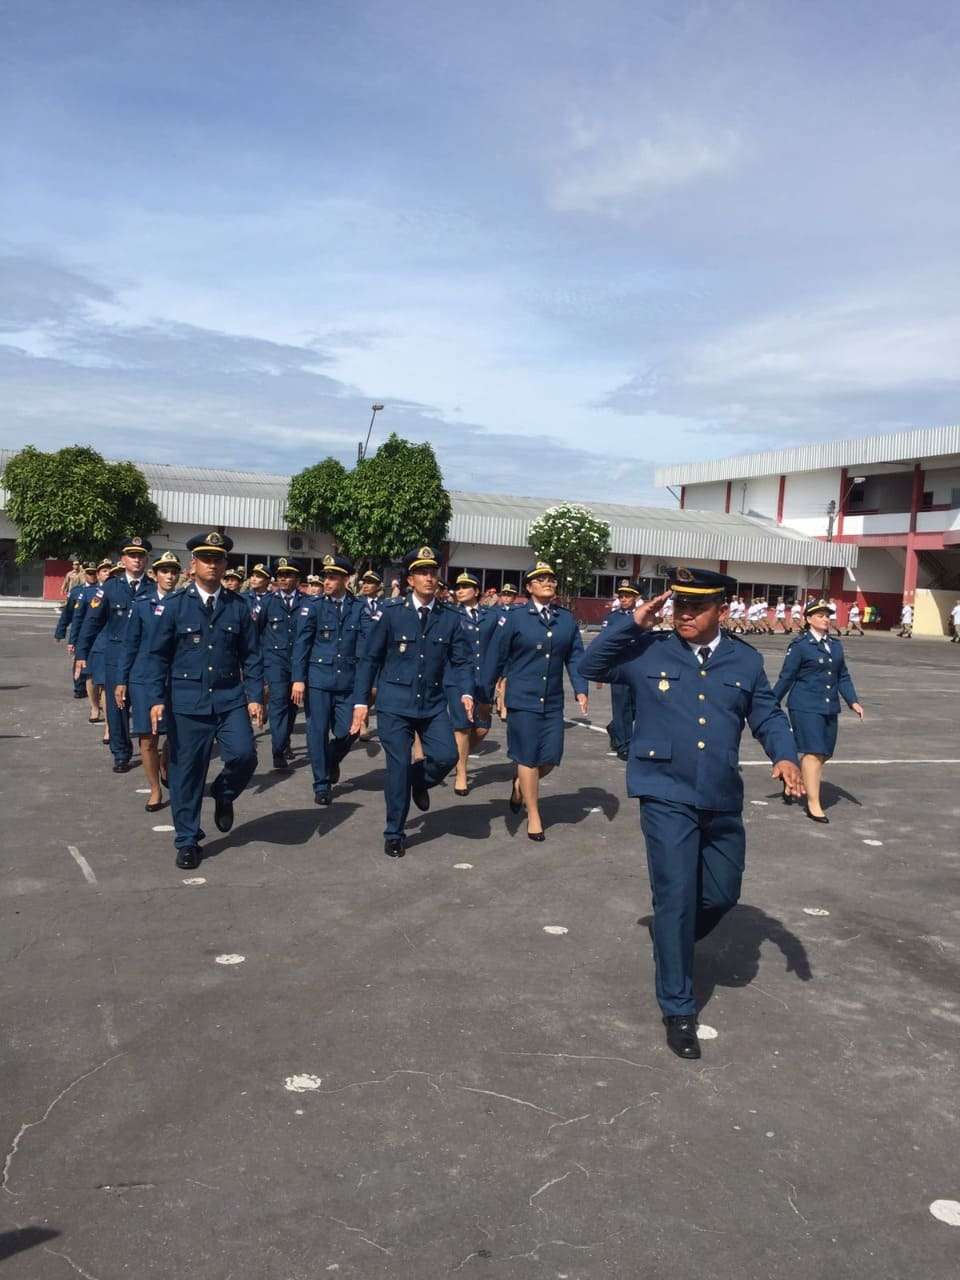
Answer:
[2,445,163,565]
[528,502,612,600]
[286,433,451,568]
[285,457,350,534]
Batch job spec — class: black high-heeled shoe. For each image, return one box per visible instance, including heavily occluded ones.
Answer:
[527,828,545,843]
[145,799,164,813]
[509,781,523,814]
[805,805,829,824]
[454,783,469,797]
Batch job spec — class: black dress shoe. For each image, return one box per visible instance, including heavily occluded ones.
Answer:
[145,800,164,813]
[384,837,406,858]
[314,789,332,806]
[112,760,131,774]
[176,845,202,870]
[805,806,829,824]
[663,1015,701,1060]
[411,781,430,812]
[214,792,234,833]
[508,781,523,814]
[617,747,630,761]
[272,752,288,770]
[527,829,545,842]
[454,785,469,797]
[329,762,340,786]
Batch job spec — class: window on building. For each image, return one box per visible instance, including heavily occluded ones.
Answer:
[847,481,866,507]
[639,576,665,598]
[921,490,934,508]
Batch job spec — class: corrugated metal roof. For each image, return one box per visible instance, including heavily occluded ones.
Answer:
[654,424,960,487]
[0,451,854,568]
[447,491,855,568]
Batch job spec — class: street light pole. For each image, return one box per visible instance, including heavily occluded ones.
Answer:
[360,403,385,462]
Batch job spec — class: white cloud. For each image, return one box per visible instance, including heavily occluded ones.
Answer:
[549,119,745,215]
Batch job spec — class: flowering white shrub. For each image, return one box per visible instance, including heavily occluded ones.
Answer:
[528,503,611,599]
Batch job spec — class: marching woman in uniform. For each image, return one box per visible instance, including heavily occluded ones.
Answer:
[446,571,496,796]
[479,561,588,841]
[116,552,182,812]
[772,599,864,824]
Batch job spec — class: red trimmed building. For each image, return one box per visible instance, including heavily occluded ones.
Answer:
[656,425,960,634]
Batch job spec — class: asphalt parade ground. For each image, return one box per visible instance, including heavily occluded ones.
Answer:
[2,611,959,1279]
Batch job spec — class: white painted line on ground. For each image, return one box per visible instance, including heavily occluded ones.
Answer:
[152,824,175,832]
[135,787,150,794]
[803,907,831,917]
[741,759,960,766]
[182,877,206,886]
[543,925,568,936]
[215,954,245,965]
[453,863,473,870]
[929,1199,960,1226]
[863,839,884,847]
[67,845,97,885]
[564,719,607,733]
[697,1024,718,1040]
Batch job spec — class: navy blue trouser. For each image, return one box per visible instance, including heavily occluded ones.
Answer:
[607,682,636,753]
[166,705,258,850]
[376,708,458,839]
[304,687,357,791]
[104,662,132,764]
[639,798,745,1016]
[264,660,298,756]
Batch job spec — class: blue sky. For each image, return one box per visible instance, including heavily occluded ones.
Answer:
[2,0,959,501]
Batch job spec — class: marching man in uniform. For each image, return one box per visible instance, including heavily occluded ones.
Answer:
[147,531,263,870]
[350,545,474,859]
[580,567,803,1061]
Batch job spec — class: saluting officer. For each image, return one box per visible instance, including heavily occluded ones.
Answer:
[146,531,264,870]
[56,562,98,699]
[116,551,182,812]
[255,557,304,769]
[291,553,373,805]
[580,567,802,1061]
[601,579,642,760]
[479,561,588,841]
[75,536,153,772]
[350,545,474,858]
[772,599,863,823]
[446,571,497,796]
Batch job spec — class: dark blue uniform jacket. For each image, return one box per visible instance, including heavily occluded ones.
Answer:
[55,584,87,639]
[772,632,859,714]
[146,586,264,714]
[291,593,372,692]
[352,597,473,714]
[443,604,497,692]
[580,625,797,811]
[75,576,150,667]
[118,591,169,685]
[479,603,588,712]
[254,590,303,669]
[68,584,101,647]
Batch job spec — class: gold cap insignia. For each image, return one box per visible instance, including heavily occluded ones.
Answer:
[676,566,694,583]
[131,536,142,547]
[206,532,223,547]
[418,546,433,560]
[323,554,334,567]
[618,579,630,590]
[277,557,289,568]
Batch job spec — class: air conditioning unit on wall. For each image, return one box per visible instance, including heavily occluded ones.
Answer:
[615,556,629,569]
[287,534,319,553]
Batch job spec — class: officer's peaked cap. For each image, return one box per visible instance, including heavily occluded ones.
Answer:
[668,566,736,599]
[525,561,556,582]
[455,571,480,589]
[120,535,153,555]
[320,553,353,577]
[272,556,302,576]
[404,545,440,572]
[152,551,182,571]
[804,598,832,617]
[187,530,233,555]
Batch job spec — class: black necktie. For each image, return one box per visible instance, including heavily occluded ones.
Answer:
[698,646,711,666]
[542,606,553,626]
[469,608,477,622]
[418,605,429,633]
[205,596,215,621]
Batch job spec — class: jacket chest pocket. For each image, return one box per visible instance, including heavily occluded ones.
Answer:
[645,666,681,693]
[720,677,749,708]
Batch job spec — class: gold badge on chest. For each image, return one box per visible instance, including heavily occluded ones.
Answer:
[658,678,670,692]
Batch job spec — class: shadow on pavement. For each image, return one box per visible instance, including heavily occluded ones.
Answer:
[0,1227,60,1261]
[695,903,812,1010]
[200,803,361,859]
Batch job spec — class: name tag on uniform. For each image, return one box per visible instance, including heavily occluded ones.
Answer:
[192,635,201,644]
[154,605,164,616]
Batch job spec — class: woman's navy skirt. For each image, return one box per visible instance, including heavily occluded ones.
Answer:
[506,707,565,768]
[788,709,838,758]
[86,648,106,688]
[129,680,166,736]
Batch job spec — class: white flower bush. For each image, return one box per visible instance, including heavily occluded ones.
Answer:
[528,503,611,600]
